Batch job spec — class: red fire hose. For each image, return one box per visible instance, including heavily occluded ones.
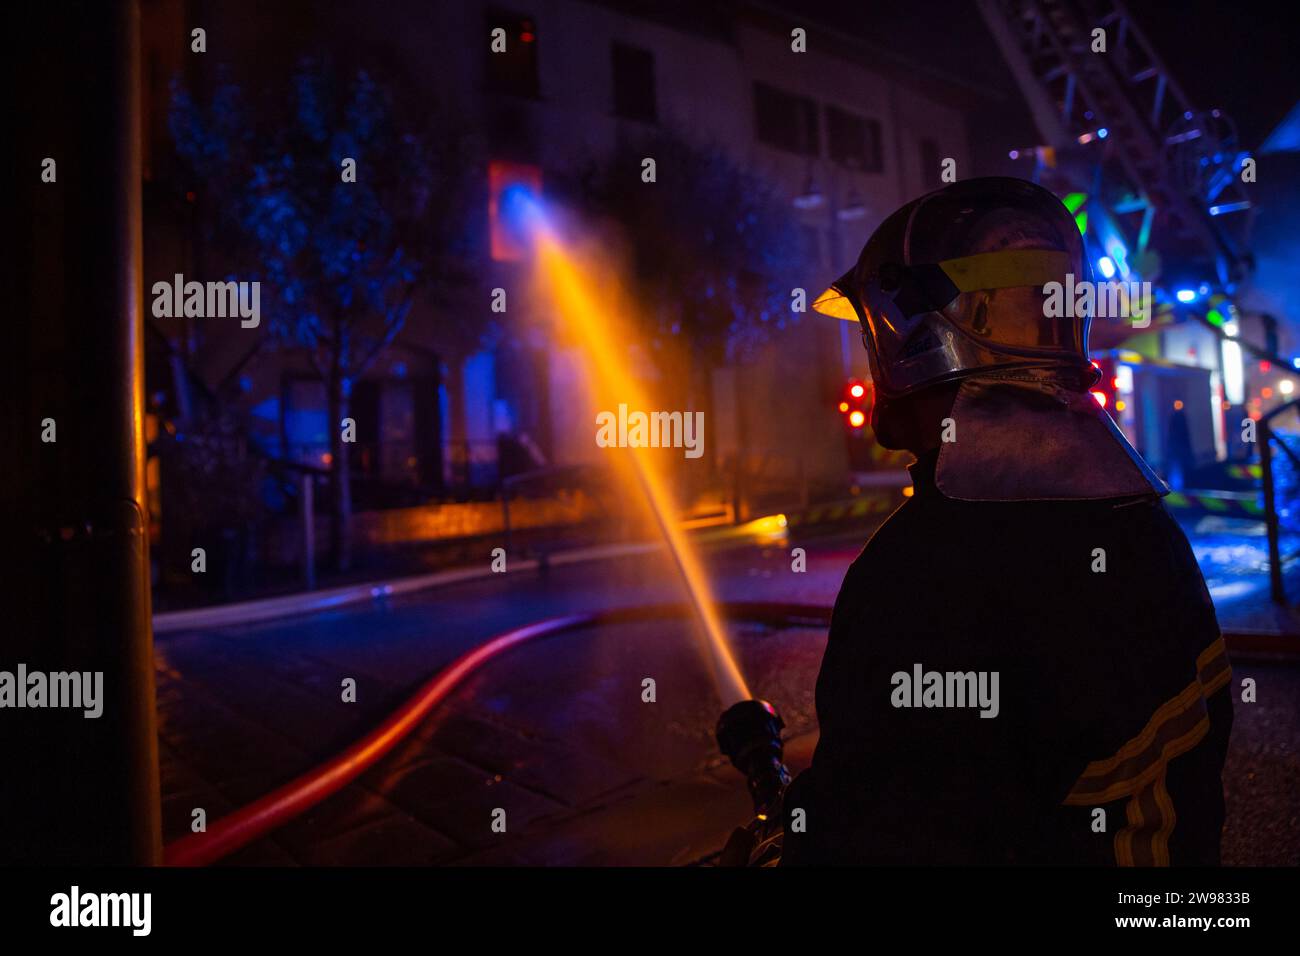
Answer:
[163,602,832,866]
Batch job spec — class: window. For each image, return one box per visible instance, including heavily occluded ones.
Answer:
[486,10,540,98]
[826,106,883,172]
[920,138,943,189]
[378,381,417,484]
[611,42,656,122]
[753,82,819,156]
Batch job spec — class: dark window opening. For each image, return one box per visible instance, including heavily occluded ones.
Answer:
[753,82,819,156]
[611,42,656,122]
[920,138,943,189]
[827,106,883,173]
[486,10,540,98]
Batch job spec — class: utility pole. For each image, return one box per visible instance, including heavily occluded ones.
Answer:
[5,0,161,864]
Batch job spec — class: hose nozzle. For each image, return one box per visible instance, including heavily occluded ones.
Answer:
[716,699,791,818]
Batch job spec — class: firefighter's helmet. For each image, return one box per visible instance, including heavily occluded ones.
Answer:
[813,177,1098,398]
[813,176,1167,502]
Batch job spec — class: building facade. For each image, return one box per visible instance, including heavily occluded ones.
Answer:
[141,0,991,518]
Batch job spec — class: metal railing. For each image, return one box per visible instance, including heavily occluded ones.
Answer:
[499,463,623,559]
[1258,397,1300,604]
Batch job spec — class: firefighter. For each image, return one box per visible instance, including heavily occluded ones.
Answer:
[787,177,1233,865]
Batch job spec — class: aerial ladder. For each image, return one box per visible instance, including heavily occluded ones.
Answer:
[976,0,1254,286]
[978,0,1300,603]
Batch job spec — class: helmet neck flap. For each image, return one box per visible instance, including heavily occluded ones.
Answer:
[935,368,1168,501]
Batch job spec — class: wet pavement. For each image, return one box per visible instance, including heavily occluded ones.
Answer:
[1181,514,1300,636]
[154,515,1300,865]
[154,529,857,863]
[272,618,826,866]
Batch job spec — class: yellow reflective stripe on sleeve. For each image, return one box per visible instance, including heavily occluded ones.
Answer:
[1114,764,1179,867]
[1151,770,1178,866]
[1064,638,1230,802]
[1195,637,1232,696]
[1062,637,1231,866]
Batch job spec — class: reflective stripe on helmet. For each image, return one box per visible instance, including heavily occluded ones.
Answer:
[938,249,1072,293]
[812,248,1073,322]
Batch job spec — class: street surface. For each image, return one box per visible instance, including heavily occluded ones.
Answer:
[155,514,1300,865]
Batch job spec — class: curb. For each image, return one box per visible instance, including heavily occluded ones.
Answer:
[152,499,893,635]
[152,540,660,635]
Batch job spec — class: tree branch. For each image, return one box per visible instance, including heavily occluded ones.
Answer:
[306,346,329,382]
[353,285,417,379]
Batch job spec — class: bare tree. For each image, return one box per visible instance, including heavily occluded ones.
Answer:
[171,59,482,569]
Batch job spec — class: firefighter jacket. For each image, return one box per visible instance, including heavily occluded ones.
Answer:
[781,449,1233,865]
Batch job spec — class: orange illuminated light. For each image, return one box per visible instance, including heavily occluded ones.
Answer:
[848,409,866,427]
[838,401,850,413]
[530,219,751,704]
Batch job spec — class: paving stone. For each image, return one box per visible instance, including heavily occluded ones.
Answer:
[453,773,750,867]
[376,755,567,850]
[276,784,415,852]
[290,810,458,866]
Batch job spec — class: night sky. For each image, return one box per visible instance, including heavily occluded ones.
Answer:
[774,0,1298,150]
